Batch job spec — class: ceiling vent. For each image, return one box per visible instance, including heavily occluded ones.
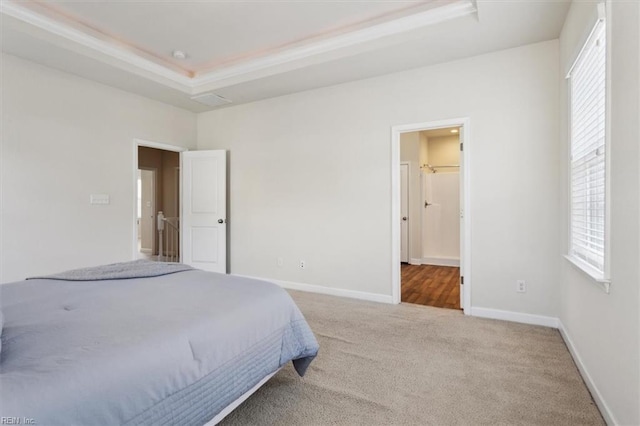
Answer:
[190,93,232,107]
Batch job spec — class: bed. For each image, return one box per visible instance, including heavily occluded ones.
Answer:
[0,260,319,425]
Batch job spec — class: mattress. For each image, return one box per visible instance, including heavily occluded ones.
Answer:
[0,263,319,425]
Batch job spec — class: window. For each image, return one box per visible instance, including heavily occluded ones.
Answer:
[567,12,608,282]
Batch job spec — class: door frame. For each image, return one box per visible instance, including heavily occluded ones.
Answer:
[132,139,187,260]
[391,117,471,314]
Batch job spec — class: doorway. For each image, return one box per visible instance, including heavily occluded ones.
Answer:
[391,118,471,313]
[132,139,228,273]
[133,139,186,262]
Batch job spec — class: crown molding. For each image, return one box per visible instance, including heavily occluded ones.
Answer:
[0,1,193,89]
[190,0,477,89]
[1,0,477,95]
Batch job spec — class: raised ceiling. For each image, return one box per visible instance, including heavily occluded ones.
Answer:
[1,0,571,112]
[18,0,448,76]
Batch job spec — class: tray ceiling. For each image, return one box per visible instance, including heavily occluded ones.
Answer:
[1,0,571,111]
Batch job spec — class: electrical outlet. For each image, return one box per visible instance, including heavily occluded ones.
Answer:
[516,280,526,293]
[299,260,306,269]
[277,257,283,267]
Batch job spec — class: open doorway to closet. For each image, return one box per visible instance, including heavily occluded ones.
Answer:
[135,142,182,262]
[392,118,470,313]
[400,126,461,309]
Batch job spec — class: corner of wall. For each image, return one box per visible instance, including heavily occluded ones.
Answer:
[558,320,617,425]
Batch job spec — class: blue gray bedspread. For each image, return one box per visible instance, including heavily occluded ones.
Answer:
[27,259,194,281]
[0,262,319,425]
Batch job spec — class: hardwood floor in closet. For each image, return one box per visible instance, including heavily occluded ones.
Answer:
[401,264,460,310]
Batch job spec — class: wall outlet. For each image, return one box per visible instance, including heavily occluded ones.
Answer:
[516,280,526,293]
[299,260,306,269]
[277,257,283,267]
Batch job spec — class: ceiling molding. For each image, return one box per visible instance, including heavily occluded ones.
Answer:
[190,0,478,89]
[1,0,477,95]
[0,1,193,88]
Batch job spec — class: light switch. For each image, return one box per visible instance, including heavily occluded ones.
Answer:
[90,194,110,205]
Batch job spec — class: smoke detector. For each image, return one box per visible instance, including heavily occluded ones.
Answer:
[172,50,187,60]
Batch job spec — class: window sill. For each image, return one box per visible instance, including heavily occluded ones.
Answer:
[564,255,610,294]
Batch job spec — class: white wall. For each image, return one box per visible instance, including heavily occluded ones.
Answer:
[558,1,640,424]
[400,131,422,263]
[422,135,460,264]
[419,131,428,169]
[426,135,460,171]
[0,54,197,283]
[422,172,460,264]
[198,40,561,316]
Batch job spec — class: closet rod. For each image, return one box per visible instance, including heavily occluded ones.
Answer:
[422,164,460,173]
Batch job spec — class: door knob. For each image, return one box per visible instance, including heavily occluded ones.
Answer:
[402,217,407,221]
[218,219,224,224]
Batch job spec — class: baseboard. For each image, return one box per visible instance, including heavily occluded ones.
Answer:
[231,274,394,304]
[409,258,422,265]
[422,257,460,267]
[558,320,617,426]
[470,307,559,328]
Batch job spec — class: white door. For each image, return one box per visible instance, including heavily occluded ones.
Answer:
[181,150,227,273]
[400,163,409,263]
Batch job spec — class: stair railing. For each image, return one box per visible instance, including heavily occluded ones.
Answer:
[157,211,180,262]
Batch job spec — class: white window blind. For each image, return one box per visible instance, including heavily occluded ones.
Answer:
[568,18,607,275]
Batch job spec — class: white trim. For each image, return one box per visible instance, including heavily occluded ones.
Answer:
[565,3,606,78]
[204,368,281,425]
[563,255,611,293]
[391,124,402,305]
[391,117,471,315]
[470,307,559,328]
[0,0,477,94]
[603,0,612,285]
[232,274,394,304]
[132,139,187,261]
[133,138,188,153]
[422,257,460,267]
[558,320,617,426]
[409,258,423,266]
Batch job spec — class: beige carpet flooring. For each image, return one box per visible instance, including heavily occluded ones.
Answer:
[221,290,604,425]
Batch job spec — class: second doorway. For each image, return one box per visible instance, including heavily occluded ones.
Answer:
[399,126,462,310]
